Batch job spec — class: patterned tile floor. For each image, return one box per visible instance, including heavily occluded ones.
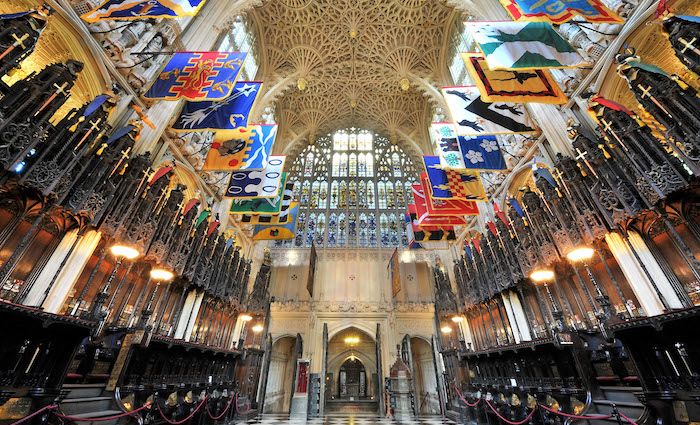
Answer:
[233,414,458,424]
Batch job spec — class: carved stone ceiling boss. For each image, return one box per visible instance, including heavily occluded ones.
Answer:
[248,0,459,157]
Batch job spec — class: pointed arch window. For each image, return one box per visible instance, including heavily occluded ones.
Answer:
[328,213,338,247]
[349,153,357,177]
[332,153,341,177]
[339,153,348,177]
[304,152,314,176]
[280,129,419,248]
[338,213,347,246]
[319,182,328,209]
[392,152,402,177]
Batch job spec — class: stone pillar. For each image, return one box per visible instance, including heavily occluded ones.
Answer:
[230,315,247,349]
[625,231,685,310]
[604,231,683,316]
[174,289,198,339]
[22,229,79,307]
[526,103,575,156]
[183,291,204,341]
[38,230,102,314]
[501,291,532,343]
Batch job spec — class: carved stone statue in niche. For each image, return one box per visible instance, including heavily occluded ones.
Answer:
[128,33,165,89]
[615,52,700,159]
[0,7,50,80]
[662,15,700,76]
[104,20,152,63]
[0,60,83,169]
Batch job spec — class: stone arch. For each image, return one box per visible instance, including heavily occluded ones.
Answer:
[327,322,376,342]
[0,1,112,121]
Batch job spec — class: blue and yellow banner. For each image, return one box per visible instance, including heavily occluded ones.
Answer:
[145,52,247,101]
[0,11,34,19]
[499,0,622,24]
[82,0,206,23]
[203,124,277,171]
[172,81,262,132]
[252,202,299,241]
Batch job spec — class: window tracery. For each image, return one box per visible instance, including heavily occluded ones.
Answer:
[281,129,419,248]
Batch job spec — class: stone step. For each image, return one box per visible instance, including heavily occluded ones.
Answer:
[62,383,106,399]
[61,409,124,425]
[592,399,645,421]
[60,396,114,416]
[599,386,643,404]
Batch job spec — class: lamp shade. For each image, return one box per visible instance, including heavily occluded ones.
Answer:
[530,269,555,283]
[150,268,175,282]
[110,244,140,260]
[567,246,595,262]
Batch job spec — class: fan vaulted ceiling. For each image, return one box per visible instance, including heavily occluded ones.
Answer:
[247,0,461,157]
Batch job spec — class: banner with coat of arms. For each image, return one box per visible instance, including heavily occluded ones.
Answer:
[462,53,567,104]
[82,0,207,23]
[442,86,537,136]
[224,155,286,199]
[172,81,262,132]
[498,0,622,24]
[423,156,487,201]
[145,52,247,101]
[203,124,277,172]
[252,202,299,241]
[468,21,585,70]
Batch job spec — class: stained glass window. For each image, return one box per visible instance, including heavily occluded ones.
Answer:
[280,129,419,248]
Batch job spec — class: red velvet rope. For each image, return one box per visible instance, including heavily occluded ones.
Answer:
[205,393,235,420]
[485,400,537,425]
[538,403,612,420]
[156,396,209,425]
[453,384,482,407]
[55,402,152,422]
[454,385,623,424]
[620,411,640,425]
[8,404,57,425]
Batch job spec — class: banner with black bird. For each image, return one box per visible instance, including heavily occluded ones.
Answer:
[442,86,537,136]
[498,0,622,24]
[82,0,207,22]
[203,124,277,171]
[462,53,567,104]
[467,21,585,70]
[172,81,261,132]
[144,52,246,101]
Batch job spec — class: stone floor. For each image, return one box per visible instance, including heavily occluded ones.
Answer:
[233,414,458,424]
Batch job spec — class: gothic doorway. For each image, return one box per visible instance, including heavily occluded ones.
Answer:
[410,337,440,414]
[325,326,378,414]
[262,335,299,413]
[338,357,367,399]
